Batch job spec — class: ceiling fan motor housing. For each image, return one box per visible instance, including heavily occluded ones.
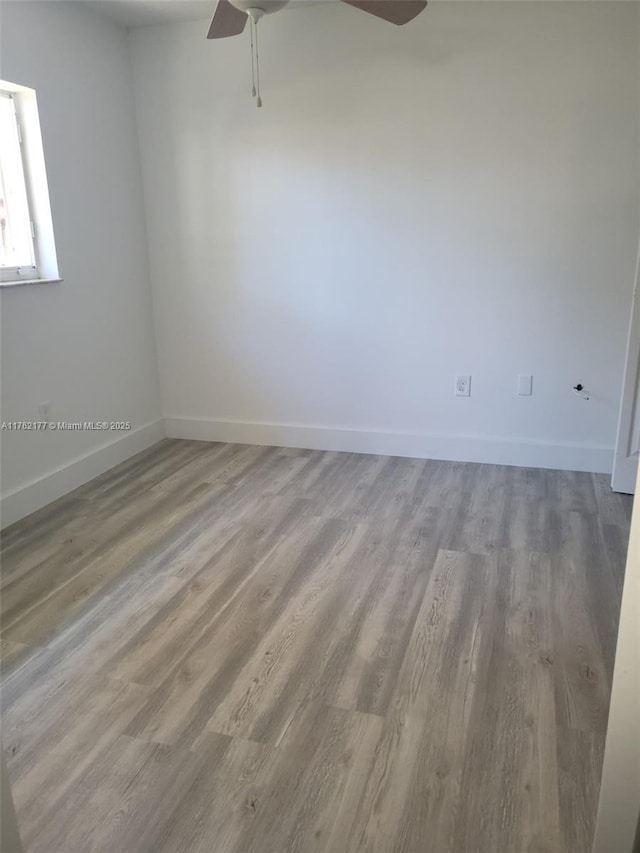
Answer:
[228,0,289,15]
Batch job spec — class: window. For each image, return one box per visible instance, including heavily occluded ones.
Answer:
[0,81,60,286]
[0,92,36,277]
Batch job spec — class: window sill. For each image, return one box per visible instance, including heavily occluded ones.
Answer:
[0,277,63,288]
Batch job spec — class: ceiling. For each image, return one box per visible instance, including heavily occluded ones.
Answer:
[91,1,215,28]
[87,0,611,30]
[90,0,328,29]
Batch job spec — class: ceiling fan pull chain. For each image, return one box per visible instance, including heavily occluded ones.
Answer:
[249,18,257,97]
[254,18,262,107]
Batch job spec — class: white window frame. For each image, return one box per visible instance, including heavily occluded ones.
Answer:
[0,90,38,282]
[0,80,60,287]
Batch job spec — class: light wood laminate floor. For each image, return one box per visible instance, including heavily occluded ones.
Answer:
[0,440,632,853]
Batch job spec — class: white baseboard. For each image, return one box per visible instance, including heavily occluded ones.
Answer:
[165,417,613,475]
[0,419,166,529]
[1,416,612,530]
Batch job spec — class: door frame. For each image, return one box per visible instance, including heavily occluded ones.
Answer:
[612,237,640,494]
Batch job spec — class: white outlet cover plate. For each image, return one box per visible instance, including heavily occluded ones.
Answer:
[455,375,471,397]
[517,374,533,396]
[37,401,51,420]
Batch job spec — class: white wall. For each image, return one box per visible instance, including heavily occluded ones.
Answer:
[0,1,163,525]
[131,0,640,471]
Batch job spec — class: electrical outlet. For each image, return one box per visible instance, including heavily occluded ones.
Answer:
[38,401,52,422]
[455,375,471,397]
[517,375,533,396]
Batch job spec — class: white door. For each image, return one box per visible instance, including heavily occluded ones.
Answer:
[612,240,640,494]
[592,463,640,853]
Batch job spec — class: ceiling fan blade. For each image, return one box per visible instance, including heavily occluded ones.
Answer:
[207,0,247,39]
[341,0,427,26]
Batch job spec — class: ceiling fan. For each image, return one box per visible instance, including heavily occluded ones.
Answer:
[207,0,428,106]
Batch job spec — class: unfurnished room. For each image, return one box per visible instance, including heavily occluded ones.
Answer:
[0,1,639,851]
